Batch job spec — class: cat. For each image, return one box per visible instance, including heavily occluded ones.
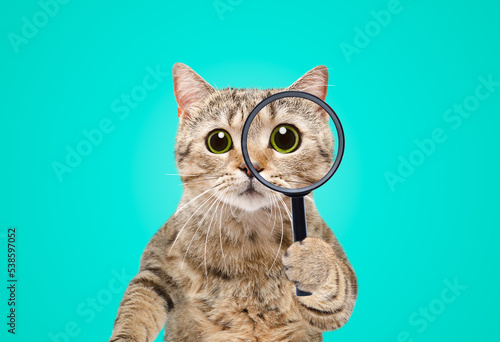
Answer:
[109,64,357,342]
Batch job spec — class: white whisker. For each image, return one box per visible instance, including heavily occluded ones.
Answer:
[305,194,315,203]
[219,195,228,269]
[178,178,218,186]
[277,195,293,222]
[268,193,284,275]
[277,196,294,254]
[229,198,238,218]
[266,192,274,226]
[205,189,228,278]
[182,194,221,267]
[269,193,278,235]
[174,185,218,217]
[169,191,215,255]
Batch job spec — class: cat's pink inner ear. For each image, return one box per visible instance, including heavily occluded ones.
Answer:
[173,63,214,119]
[289,65,329,102]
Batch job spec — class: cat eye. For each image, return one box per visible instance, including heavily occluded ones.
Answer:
[270,124,300,153]
[207,129,232,154]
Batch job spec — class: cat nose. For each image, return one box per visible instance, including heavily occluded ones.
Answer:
[239,162,262,178]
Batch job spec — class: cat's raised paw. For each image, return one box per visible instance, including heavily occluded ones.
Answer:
[282,237,336,293]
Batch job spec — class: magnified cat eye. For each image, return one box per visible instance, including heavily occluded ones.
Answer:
[270,124,300,153]
[241,91,344,297]
[207,129,232,154]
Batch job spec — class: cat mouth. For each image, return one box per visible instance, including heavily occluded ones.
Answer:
[239,183,263,197]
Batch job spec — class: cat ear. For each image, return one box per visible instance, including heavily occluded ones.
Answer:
[288,65,329,101]
[172,63,214,119]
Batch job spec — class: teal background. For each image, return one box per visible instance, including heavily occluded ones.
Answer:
[1,0,499,341]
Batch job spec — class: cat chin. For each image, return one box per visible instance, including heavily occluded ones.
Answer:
[228,193,268,212]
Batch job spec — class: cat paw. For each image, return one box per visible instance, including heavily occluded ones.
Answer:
[282,237,336,293]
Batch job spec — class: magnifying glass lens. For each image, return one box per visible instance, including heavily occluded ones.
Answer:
[245,96,339,192]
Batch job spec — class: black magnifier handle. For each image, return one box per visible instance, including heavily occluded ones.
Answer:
[290,196,313,297]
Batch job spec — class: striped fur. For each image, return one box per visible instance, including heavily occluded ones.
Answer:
[109,64,357,341]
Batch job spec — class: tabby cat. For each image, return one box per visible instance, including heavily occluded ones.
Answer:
[109,64,357,342]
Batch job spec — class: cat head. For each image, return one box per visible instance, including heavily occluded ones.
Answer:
[173,64,334,212]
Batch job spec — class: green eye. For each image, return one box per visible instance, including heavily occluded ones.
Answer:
[207,129,232,154]
[270,124,300,153]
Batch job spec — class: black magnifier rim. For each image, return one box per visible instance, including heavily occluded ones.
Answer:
[241,90,345,197]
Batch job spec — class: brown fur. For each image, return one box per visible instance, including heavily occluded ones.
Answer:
[109,64,357,342]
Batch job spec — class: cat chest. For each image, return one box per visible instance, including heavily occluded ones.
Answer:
[184,277,306,338]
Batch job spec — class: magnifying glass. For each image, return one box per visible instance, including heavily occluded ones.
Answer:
[241,90,345,297]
